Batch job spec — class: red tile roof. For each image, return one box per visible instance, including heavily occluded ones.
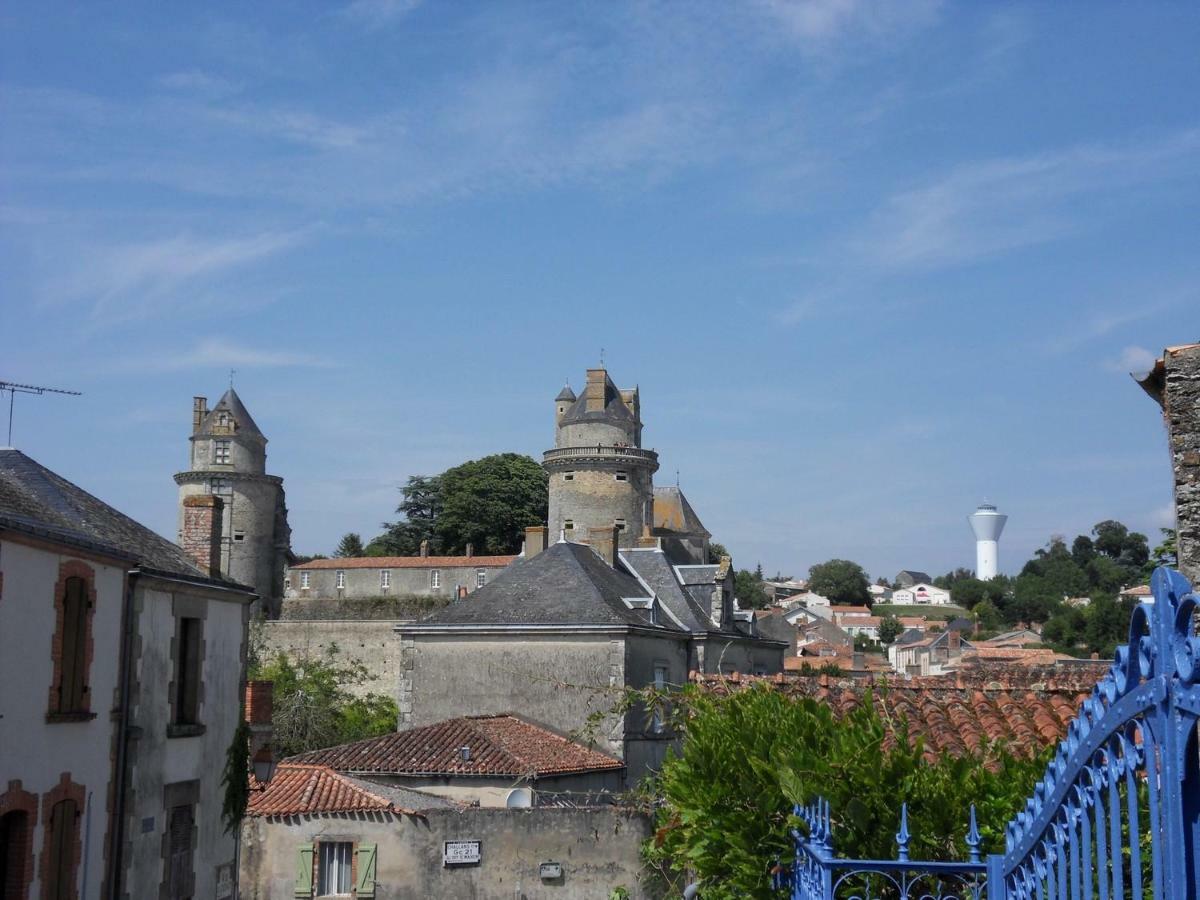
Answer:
[290,715,624,778]
[248,764,414,817]
[691,666,1108,759]
[293,555,517,570]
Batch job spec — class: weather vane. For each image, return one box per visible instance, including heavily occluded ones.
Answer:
[1,381,83,446]
[600,347,605,367]
[229,369,237,389]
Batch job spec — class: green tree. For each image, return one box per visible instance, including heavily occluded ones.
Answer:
[435,453,549,553]
[333,532,365,558]
[645,684,1051,898]
[1145,528,1178,577]
[807,559,870,605]
[878,614,903,645]
[933,568,974,590]
[708,541,730,564]
[972,599,1004,632]
[249,650,399,758]
[950,577,1006,610]
[735,569,770,609]
[370,474,443,555]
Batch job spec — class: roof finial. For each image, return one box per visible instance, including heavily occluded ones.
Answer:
[229,368,237,390]
[676,469,680,488]
[599,347,605,367]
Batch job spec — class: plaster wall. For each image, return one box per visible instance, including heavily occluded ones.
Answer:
[119,577,248,900]
[240,806,655,900]
[0,537,124,900]
[255,620,402,701]
[286,563,509,601]
[369,771,624,807]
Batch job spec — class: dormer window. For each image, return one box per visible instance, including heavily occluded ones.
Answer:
[214,441,231,465]
[217,412,231,427]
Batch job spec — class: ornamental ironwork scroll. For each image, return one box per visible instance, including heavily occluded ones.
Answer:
[774,566,1200,900]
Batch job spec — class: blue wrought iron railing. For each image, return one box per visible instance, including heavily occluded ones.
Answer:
[774,566,1200,900]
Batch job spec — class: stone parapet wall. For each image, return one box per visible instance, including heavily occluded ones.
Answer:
[1163,345,1200,584]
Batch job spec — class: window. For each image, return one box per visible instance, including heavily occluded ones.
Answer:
[430,570,441,590]
[44,799,79,900]
[563,520,574,532]
[213,441,231,464]
[300,572,311,590]
[614,518,626,532]
[233,531,245,542]
[1,809,31,899]
[380,570,391,591]
[217,412,231,427]
[563,472,574,481]
[335,570,346,590]
[652,664,669,733]
[615,471,628,482]
[165,804,195,899]
[208,478,231,495]
[476,569,486,588]
[284,576,291,591]
[318,842,352,896]
[54,576,89,714]
[173,618,202,726]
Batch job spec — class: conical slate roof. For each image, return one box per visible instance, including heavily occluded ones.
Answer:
[555,384,577,402]
[201,388,265,439]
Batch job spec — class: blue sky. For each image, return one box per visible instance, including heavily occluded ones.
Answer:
[2,1,1197,581]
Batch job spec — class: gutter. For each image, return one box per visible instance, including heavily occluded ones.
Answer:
[106,570,137,898]
[395,623,691,640]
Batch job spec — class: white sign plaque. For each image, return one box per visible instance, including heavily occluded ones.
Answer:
[443,840,481,866]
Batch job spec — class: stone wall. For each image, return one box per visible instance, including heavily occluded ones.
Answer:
[253,620,402,701]
[547,467,654,549]
[1163,345,1200,584]
[286,564,509,601]
[240,806,657,900]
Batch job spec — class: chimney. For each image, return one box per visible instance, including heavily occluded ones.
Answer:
[947,630,961,653]
[244,680,274,779]
[636,524,658,549]
[419,539,429,558]
[587,525,620,568]
[524,526,548,558]
[181,494,223,577]
[192,396,208,434]
[465,542,474,558]
[585,368,607,412]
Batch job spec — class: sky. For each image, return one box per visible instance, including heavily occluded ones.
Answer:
[2,1,1198,582]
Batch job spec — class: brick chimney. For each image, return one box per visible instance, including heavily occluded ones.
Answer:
[244,680,274,782]
[524,526,548,559]
[181,494,223,577]
[419,539,429,558]
[585,368,607,413]
[947,630,961,652]
[192,396,207,434]
[587,525,620,568]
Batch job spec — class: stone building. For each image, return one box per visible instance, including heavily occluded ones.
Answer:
[285,546,515,602]
[175,388,291,617]
[0,448,256,899]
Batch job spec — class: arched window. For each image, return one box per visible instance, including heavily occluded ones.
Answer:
[44,799,78,900]
[0,810,31,899]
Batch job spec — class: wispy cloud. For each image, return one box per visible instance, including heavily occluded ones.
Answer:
[1105,345,1159,374]
[40,230,307,322]
[133,338,337,373]
[156,69,241,98]
[857,130,1200,269]
[341,0,421,30]
[753,0,943,50]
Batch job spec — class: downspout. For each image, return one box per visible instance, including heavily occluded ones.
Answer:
[107,570,138,899]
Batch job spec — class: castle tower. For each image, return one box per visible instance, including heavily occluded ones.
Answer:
[544,368,658,549]
[174,389,291,616]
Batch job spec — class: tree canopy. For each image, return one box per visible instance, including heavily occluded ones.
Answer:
[734,568,770,609]
[333,532,365,557]
[807,559,871,605]
[368,453,548,556]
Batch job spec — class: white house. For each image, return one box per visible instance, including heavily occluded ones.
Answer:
[0,449,257,899]
[890,582,952,605]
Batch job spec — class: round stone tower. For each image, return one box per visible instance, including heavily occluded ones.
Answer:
[174,389,291,616]
[544,368,658,547]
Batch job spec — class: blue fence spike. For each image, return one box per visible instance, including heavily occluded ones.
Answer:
[895,802,911,862]
[966,804,981,863]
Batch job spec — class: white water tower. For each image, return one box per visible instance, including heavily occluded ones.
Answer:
[969,503,1007,580]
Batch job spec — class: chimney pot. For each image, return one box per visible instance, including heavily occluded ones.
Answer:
[587,525,620,569]
[181,494,223,577]
[419,539,429,558]
[524,526,548,558]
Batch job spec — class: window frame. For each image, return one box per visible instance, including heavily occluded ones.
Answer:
[651,663,669,733]
[213,440,232,465]
[300,571,311,590]
[380,569,390,591]
[476,569,486,588]
[47,561,96,721]
[335,570,346,590]
[430,569,441,590]
[316,840,354,897]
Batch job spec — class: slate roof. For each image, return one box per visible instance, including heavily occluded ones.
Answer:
[199,388,265,439]
[294,555,516,570]
[555,384,577,402]
[0,448,235,583]
[694,668,1107,759]
[246,763,445,817]
[291,714,624,778]
[557,372,636,427]
[621,548,716,633]
[896,570,932,587]
[652,486,711,537]
[414,540,679,629]
[674,564,718,586]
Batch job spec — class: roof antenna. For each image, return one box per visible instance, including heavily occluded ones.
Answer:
[1,381,83,447]
[229,368,237,390]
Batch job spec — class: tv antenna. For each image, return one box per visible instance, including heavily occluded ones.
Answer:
[1,381,83,446]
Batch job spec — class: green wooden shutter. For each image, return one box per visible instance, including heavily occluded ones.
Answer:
[294,845,314,897]
[355,843,377,897]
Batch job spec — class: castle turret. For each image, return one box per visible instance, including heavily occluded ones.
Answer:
[175,388,291,616]
[544,368,658,550]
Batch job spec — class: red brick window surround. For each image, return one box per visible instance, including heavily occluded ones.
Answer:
[39,774,84,900]
[0,780,38,900]
[47,560,97,722]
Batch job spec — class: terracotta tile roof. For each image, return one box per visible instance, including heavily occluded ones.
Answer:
[247,764,415,817]
[290,715,624,778]
[831,606,872,616]
[1121,584,1152,597]
[691,665,1109,759]
[294,555,516,570]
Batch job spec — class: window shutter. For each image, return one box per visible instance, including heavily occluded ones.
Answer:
[294,845,314,897]
[355,843,377,897]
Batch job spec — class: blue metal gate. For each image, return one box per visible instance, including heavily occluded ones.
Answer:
[775,567,1200,899]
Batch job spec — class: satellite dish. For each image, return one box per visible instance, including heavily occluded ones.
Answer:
[505,788,533,808]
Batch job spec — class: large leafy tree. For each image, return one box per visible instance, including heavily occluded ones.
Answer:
[645,684,1050,898]
[368,454,548,556]
[807,559,871,605]
[734,568,770,609]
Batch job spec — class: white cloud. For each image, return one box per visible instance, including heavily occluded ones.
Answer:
[341,0,421,29]
[134,338,336,373]
[1106,345,1159,374]
[753,0,943,49]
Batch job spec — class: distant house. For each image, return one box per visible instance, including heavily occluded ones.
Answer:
[868,583,894,602]
[286,543,516,601]
[888,629,975,675]
[895,570,933,588]
[891,582,952,605]
[1119,584,1152,602]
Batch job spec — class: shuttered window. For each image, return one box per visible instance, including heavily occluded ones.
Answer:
[57,577,88,712]
[354,844,377,897]
[294,845,314,897]
[165,804,195,899]
[44,799,78,900]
